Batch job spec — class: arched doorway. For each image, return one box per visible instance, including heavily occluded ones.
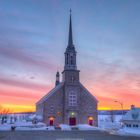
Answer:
[49,117,54,126]
[69,112,76,125]
[88,117,94,126]
[69,117,76,125]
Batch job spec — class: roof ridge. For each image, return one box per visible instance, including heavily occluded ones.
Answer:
[36,83,63,105]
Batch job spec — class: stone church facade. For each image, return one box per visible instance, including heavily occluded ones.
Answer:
[36,12,98,126]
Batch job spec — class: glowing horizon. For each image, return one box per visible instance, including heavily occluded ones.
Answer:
[0,103,134,114]
[0,0,140,113]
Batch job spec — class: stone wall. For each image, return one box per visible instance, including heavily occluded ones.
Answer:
[36,83,98,126]
[79,84,98,126]
[43,87,64,126]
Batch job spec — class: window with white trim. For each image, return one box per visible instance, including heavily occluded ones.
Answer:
[68,91,77,106]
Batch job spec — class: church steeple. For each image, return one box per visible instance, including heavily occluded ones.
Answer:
[68,9,73,47]
[64,10,77,70]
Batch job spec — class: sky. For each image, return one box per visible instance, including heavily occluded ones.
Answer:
[0,0,140,113]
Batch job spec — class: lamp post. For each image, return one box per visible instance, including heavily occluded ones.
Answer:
[114,100,124,126]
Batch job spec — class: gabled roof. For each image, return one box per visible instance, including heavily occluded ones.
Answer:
[36,83,64,105]
[79,83,98,103]
[36,82,98,105]
[123,108,140,121]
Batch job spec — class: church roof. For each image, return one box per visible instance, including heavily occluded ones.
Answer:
[123,107,140,121]
[36,82,98,105]
[36,83,64,105]
[79,83,98,103]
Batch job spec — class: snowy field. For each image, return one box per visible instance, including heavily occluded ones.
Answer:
[98,115,140,137]
[98,114,123,131]
[0,115,139,137]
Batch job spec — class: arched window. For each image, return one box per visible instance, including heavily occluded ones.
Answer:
[68,91,77,106]
[71,56,73,65]
[66,54,69,64]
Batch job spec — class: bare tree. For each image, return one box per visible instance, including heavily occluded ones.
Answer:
[0,105,11,124]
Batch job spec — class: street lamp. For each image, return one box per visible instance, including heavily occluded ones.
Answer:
[114,100,124,123]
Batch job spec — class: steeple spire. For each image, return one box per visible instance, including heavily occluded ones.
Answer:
[68,9,73,47]
[64,10,77,70]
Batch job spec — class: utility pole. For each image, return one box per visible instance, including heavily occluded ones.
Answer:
[114,100,124,127]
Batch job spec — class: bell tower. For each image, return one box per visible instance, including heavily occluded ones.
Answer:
[64,9,77,70]
[62,10,80,84]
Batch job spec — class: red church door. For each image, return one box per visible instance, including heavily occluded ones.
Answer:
[89,120,93,126]
[69,117,76,125]
[50,120,54,126]
[49,117,54,126]
[88,117,94,126]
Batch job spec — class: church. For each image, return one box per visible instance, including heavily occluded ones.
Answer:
[36,12,98,126]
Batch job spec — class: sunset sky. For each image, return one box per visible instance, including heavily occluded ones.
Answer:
[0,0,140,113]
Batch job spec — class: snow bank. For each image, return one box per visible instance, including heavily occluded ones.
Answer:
[117,128,140,137]
[15,122,47,130]
[46,126,55,130]
[0,124,11,131]
[0,121,48,131]
[16,126,47,131]
[59,124,71,130]
[98,121,121,131]
[15,121,45,127]
[77,124,99,130]
[60,124,100,131]
[98,115,122,131]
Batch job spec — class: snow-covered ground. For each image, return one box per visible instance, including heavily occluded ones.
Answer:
[117,128,140,137]
[0,115,122,131]
[0,123,100,131]
[98,114,122,122]
[77,124,99,130]
[0,122,55,131]
[60,124,71,130]
[0,124,11,131]
[98,115,122,130]
[98,115,140,137]
[0,115,139,137]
